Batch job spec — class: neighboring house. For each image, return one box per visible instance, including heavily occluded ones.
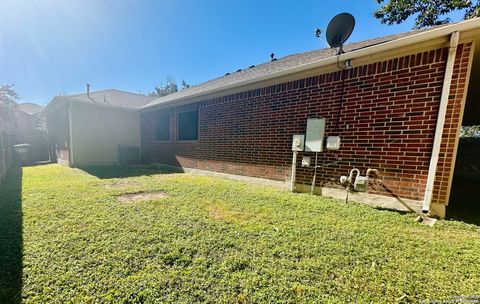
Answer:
[42,88,155,166]
[14,102,49,162]
[0,103,17,181]
[140,18,480,218]
[17,102,43,116]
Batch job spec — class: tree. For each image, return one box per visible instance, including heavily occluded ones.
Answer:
[460,125,480,137]
[374,0,480,29]
[149,77,191,98]
[0,84,19,106]
[180,80,191,90]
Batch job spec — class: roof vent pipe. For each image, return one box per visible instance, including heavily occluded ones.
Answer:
[86,83,91,98]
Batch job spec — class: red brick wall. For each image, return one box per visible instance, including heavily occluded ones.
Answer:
[141,43,473,203]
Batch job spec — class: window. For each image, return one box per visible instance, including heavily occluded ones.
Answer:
[155,114,170,141]
[177,110,198,140]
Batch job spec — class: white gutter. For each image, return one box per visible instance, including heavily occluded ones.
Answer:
[142,18,480,111]
[68,102,74,166]
[422,31,460,214]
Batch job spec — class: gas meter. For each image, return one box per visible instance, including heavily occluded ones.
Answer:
[291,134,305,152]
[340,168,369,192]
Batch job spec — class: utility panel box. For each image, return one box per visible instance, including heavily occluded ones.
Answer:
[326,136,341,151]
[291,134,305,151]
[301,156,311,167]
[305,118,326,152]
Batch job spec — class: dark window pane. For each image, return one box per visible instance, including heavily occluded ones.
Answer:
[155,114,170,140]
[178,110,198,140]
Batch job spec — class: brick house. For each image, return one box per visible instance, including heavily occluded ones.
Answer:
[140,19,480,218]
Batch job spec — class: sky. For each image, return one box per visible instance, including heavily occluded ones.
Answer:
[0,0,465,105]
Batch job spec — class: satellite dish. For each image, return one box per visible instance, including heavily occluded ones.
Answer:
[326,13,355,54]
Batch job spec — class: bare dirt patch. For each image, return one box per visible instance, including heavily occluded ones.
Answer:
[117,192,168,203]
[208,204,251,224]
[105,180,141,189]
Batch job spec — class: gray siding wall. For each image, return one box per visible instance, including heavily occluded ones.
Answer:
[71,103,140,166]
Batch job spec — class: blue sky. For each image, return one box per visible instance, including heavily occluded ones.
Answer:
[0,0,464,105]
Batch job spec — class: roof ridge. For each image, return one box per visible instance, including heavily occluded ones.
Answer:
[67,88,151,98]
[67,88,112,97]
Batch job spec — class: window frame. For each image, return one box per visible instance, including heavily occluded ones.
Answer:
[154,113,171,142]
[176,110,199,142]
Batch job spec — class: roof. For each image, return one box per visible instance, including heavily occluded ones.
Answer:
[142,31,425,109]
[142,19,480,110]
[65,89,155,109]
[18,103,43,115]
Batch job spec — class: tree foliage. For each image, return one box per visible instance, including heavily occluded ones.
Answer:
[460,125,480,137]
[149,77,191,97]
[180,80,191,90]
[0,84,19,106]
[374,0,480,29]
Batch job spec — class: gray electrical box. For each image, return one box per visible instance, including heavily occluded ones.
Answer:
[326,136,341,151]
[301,156,311,167]
[291,134,305,151]
[305,118,326,152]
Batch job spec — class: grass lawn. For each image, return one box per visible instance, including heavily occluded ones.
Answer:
[1,164,480,303]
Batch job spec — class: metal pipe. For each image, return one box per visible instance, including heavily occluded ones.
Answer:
[348,168,360,184]
[86,83,91,99]
[310,152,318,194]
[422,31,459,214]
[290,151,298,192]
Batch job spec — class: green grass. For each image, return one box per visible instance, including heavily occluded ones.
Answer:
[1,164,480,303]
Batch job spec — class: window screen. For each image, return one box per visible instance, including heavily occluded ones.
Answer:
[155,114,170,140]
[178,110,198,140]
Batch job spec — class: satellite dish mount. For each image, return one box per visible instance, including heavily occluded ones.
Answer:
[326,13,355,55]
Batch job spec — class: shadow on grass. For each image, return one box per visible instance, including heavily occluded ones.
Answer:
[77,165,183,179]
[446,200,480,226]
[22,160,51,167]
[373,207,411,216]
[446,175,480,226]
[0,166,23,304]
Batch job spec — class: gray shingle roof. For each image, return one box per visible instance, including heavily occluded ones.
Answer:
[67,89,155,109]
[18,103,43,115]
[143,27,437,109]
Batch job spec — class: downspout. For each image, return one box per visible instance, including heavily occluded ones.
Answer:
[422,31,460,214]
[138,111,142,164]
[68,102,74,166]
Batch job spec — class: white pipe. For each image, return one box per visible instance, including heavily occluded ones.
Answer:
[68,102,74,166]
[422,31,460,213]
[348,168,360,184]
[290,151,297,192]
[310,152,318,194]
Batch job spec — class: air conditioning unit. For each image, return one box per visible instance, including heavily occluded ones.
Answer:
[118,145,140,165]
